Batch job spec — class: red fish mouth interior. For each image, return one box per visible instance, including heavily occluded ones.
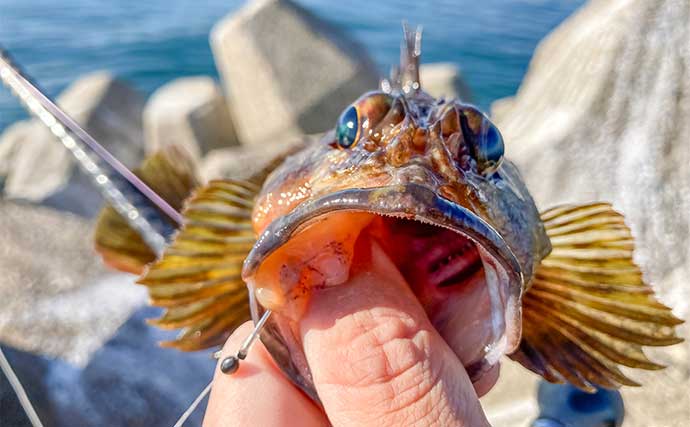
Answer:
[248,211,514,383]
[381,217,508,374]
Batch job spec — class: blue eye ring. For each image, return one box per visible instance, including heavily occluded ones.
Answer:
[336,105,361,148]
[458,106,504,175]
[477,122,504,174]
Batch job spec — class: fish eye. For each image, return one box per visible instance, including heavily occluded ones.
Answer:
[334,92,395,149]
[336,105,360,148]
[459,106,504,175]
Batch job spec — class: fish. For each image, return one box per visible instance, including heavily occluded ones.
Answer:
[92,28,683,401]
[2,26,681,405]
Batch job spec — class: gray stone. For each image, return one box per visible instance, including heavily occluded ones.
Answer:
[0,121,26,181]
[144,76,239,161]
[0,72,145,216]
[200,134,317,182]
[1,306,214,427]
[420,63,472,101]
[0,201,145,367]
[0,119,73,201]
[489,0,690,425]
[210,0,380,146]
[58,71,144,168]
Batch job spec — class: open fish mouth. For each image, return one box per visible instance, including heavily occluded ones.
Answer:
[243,183,525,401]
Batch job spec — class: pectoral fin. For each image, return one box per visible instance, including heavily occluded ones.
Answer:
[138,179,263,351]
[94,146,200,274]
[511,203,683,392]
[95,144,296,351]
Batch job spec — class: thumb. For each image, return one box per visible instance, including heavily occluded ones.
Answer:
[299,238,491,427]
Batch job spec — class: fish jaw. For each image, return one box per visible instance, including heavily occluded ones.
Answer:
[242,184,525,401]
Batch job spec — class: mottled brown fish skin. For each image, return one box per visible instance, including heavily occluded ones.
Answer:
[249,90,550,281]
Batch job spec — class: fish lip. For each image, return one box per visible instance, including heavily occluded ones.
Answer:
[245,183,523,280]
[243,183,525,359]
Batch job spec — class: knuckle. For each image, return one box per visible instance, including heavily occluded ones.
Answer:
[318,309,446,424]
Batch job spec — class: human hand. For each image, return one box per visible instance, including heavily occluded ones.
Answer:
[204,241,498,427]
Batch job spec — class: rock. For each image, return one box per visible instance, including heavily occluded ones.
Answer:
[488,96,514,122]
[481,360,540,427]
[200,134,317,182]
[490,0,690,425]
[419,63,472,101]
[0,201,145,366]
[143,76,239,161]
[0,120,73,202]
[1,306,214,427]
[58,71,144,168]
[0,72,145,216]
[210,0,380,146]
[0,121,27,183]
[0,346,54,427]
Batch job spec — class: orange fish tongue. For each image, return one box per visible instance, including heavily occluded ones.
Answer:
[250,212,377,320]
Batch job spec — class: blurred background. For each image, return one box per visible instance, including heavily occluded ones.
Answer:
[1,0,688,426]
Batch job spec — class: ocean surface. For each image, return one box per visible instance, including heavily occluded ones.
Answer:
[0,0,585,132]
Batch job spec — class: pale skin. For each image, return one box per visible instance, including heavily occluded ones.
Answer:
[204,240,499,427]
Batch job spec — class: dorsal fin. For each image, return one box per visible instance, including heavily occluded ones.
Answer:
[512,203,683,392]
[382,23,423,95]
[400,22,422,94]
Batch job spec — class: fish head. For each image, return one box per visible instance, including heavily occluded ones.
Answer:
[242,86,551,399]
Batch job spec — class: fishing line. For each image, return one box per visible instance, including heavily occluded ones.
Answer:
[238,309,272,359]
[173,310,273,426]
[220,310,272,374]
[172,381,213,427]
[0,347,45,427]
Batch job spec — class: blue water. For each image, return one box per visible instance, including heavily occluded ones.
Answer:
[0,0,585,132]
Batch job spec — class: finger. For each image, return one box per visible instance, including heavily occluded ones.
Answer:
[204,321,329,427]
[300,238,491,427]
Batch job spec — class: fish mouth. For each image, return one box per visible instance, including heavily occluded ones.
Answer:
[243,184,524,401]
